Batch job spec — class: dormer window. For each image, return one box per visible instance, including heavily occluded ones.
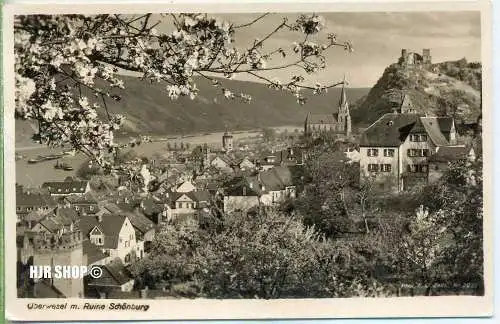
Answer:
[410,134,427,142]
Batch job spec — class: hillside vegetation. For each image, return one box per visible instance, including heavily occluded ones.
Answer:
[352,58,481,126]
[15,76,369,146]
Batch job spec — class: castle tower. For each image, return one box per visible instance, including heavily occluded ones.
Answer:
[222,131,233,152]
[338,74,352,136]
[400,49,408,66]
[32,230,84,298]
[422,48,431,64]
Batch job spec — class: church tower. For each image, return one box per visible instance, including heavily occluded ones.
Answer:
[222,131,233,152]
[338,74,352,136]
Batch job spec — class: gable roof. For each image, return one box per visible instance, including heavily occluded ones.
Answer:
[419,117,451,146]
[125,211,155,234]
[224,176,262,196]
[64,193,98,205]
[37,218,61,233]
[79,215,127,249]
[101,202,155,235]
[259,166,294,191]
[305,113,336,124]
[429,145,469,162]
[87,258,133,287]
[16,192,56,207]
[399,94,414,113]
[25,208,56,223]
[359,113,424,147]
[189,190,211,203]
[41,179,89,195]
[83,239,108,265]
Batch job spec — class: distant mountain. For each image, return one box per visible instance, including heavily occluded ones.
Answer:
[351,58,481,127]
[15,75,370,146]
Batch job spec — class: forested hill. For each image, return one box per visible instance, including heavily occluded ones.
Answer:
[351,58,482,127]
[15,76,370,146]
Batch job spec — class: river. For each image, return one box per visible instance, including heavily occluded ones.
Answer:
[15,125,303,187]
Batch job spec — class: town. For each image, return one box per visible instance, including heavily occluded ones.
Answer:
[15,48,483,299]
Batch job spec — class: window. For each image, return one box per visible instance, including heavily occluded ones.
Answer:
[380,164,392,172]
[89,205,94,211]
[383,149,395,157]
[367,149,379,157]
[410,134,428,142]
[368,164,379,172]
[75,206,79,211]
[408,164,428,173]
[408,149,425,157]
[421,149,429,157]
[125,254,130,263]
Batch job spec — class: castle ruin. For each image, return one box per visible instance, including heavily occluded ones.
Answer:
[399,48,432,67]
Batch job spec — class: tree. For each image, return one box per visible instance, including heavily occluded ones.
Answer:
[15,13,352,168]
[295,150,358,237]
[398,159,483,295]
[130,209,391,299]
[261,127,276,143]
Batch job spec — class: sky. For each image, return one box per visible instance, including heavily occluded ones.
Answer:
[137,11,481,88]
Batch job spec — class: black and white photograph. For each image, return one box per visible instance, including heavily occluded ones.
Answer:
[3,1,493,321]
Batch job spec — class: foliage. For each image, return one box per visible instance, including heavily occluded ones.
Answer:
[15,13,352,168]
[131,209,390,298]
[261,127,276,143]
[294,148,359,237]
[434,59,482,91]
[397,159,483,294]
[76,159,103,179]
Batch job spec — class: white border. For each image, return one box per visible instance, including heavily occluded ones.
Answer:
[3,1,494,321]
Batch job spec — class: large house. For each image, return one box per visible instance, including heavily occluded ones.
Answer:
[223,166,296,213]
[16,190,56,217]
[304,76,351,137]
[41,177,90,196]
[79,215,139,265]
[359,110,460,192]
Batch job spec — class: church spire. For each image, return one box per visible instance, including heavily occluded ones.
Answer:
[339,74,348,108]
[338,73,351,137]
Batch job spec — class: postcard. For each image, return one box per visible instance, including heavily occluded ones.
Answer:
[2,0,493,321]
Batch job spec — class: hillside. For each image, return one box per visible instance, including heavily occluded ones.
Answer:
[352,58,481,127]
[15,76,369,146]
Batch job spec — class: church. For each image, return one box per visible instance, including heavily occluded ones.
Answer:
[304,76,352,137]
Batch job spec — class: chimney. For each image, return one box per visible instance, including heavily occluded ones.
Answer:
[97,214,103,223]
